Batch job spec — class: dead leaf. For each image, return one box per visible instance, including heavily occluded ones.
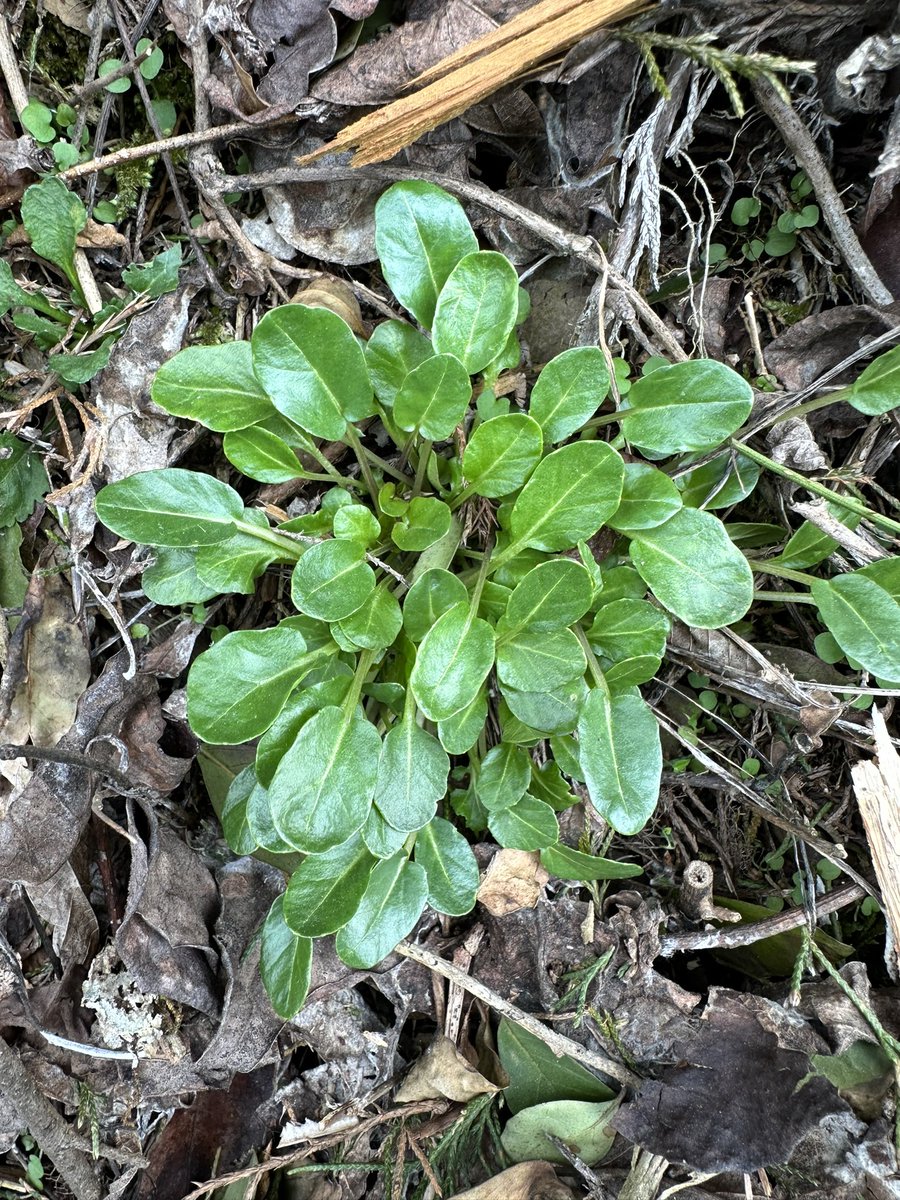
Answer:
[294,277,366,336]
[117,691,193,793]
[16,572,90,749]
[851,706,900,981]
[612,989,848,1172]
[449,1161,574,1200]
[27,862,98,971]
[765,305,897,392]
[140,618,203,679]
[478,849,549,916]
[394,1035,499,1103]
[765,416,828,471]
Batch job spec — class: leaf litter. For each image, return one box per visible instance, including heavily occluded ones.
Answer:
[3,1,900,1198]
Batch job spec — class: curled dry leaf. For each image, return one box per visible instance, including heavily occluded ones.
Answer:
[477,848,549,916]
[448,1161,574,1200]
[293,278,366,336]
[394,1034,499,1103]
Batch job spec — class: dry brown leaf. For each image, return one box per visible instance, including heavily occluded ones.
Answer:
[19,574,90,749]
[477,849,549,916]
[448,1161,574,1200]
[851,706,900,981]
[394,1035,498,1103]
[293,277,365,336]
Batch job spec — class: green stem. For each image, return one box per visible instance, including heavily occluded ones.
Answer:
[342,648,377,720]
[468,541,493,614]
[766,387,851,427]
[746,559,817,586]
[293,432,353,485]
[753,589,817,604]
[412,439,432,499]
[449,483,475,512]
[343,424,380,504]
[730,439,900,538]
[574,625,609,697]
[232,519,305,560]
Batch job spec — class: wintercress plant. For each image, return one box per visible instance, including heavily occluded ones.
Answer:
[95,180,900,1018]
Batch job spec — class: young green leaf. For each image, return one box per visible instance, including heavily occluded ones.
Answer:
[529,347,610,444]
[269,706,381,852]
[365,319,434,406]
[142,546,219,606]
[402,568,469,641]
[488,793,559,851]
[221,766,260,855]
[502,679,587,735]
[496,627,586,692]
[337,586,403,650]
[122,243,182,297]
[588,599,669,689]
[187,624,310,743]
[847,345,900,415]
[577,690,661,835]
[333,505,382,545]
[374,181,478,328]
[223,427,302,482]
[462,413,543,498]
[498,1020,615,1115]
[151,342,274,431]
[608,463,683,532]
[260,896,312,1019]
[291,540,376,621]
[374,713,449,832]
[0,433,50,527]
[95,468,243,547]
[436,687,488,754]
[677,451,760,511]
[391,497,452,552]
[246,781,295,854]
[503,559,594,633]
[255,670,352,786]
[620,359,753,453]
[21,177,86,292]
[432,252,520,374]
[811,573,900,680]
[476,742,531,811]
[629,507,753,628]
[411,601,496,720]
[196,509,281,595]
[507,441,624,552]
[393,353,471,439]
[283,834,377,937]
[363,807,410,858]
[414,817,479,915]
[335,853,429,969]
[252,304,375,440]
[540,843,643,881]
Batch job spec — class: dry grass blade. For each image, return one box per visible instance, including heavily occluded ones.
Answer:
[299,0,651,167]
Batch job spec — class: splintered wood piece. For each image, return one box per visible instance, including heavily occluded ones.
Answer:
[851,706,900,981]
[299,0,650,167]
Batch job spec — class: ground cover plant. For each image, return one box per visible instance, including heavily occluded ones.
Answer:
[94,180,900,1019]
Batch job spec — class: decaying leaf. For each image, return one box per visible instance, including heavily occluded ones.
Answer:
[448,1161,574,1200]
[394,1034,499,1103]
[294,277,366,336]
[612,989,848,1172]
[477,849,549,916]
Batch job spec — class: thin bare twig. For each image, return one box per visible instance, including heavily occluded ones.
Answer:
[395,939,640,1088]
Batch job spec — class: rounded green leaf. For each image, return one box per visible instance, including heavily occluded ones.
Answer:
[588,599,669,689]
[410,602,495,721]
[283,834,377,937]
[196,510,282,595]
[291,540,376,621]
[187,625,309,744]
[437,687,488,754]
[394,353,471,440]
[848,345,900,415]
[529,347,610,444]
[221,766,259,855]
[252,304,375,440]
[541,843,643,881]
[333,504,382,546]
[477,742,531,811]
[402,568,468,641]
[498,1020,614,1115]
[269,706,381,853]
[255,671,352,786]
[501,1099,619,1166]
[432,252,520,374]
[629,507,753,628]
[608,463,682,532]
[363,807,409,858]
[335,853,429,969]
[488,794,559,851]
[260,896,312,1019]
[95,468,243,547]
[496,627,586,692]
[811,573,900,680]
[462,413,543,498]
[414,817,479,916]
[578,689,661,835]
[508,442,624,552]
[391,497,452,552]
[366,319,434,407]
[375,181,478,328]
[620,359,753,453]
[502,680,586,735]
[677,451,760,511]
[246,780,295,854]
[151,342,272,431]
[337,586,403,650]
[504,559,594,634]
[142,546,219,606]
[374,714,449,832]
[223,426,301,483]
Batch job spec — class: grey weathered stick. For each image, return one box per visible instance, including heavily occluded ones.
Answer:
[0,1034,101,1200]
[395,939,640,1088]
[752,78,893,306]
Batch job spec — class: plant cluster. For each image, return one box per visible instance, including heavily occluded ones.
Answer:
[93,180,900,1018]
